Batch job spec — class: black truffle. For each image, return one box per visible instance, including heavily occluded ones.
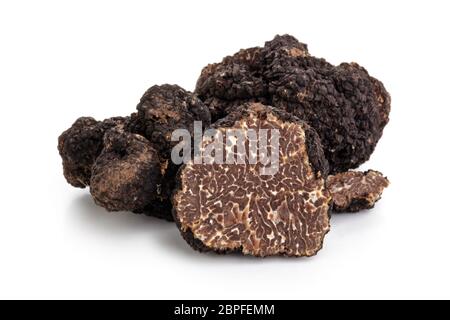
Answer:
[127,84,211,158]
[58,116,128,188]
[172,103,332,257]
[90,128,161,212]
[126,84,212,219]
[195,34,391,173]
[327,170,389,213]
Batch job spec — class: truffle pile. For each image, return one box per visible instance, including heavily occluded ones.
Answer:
[58,35,390,257]
[58,84,209,221]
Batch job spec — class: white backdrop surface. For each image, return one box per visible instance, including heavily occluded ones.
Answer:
[0,0,449,299]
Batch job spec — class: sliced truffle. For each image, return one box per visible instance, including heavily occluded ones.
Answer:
[327,170,389,213]
[126,84,212,219]
[195,34,391,173]
[58,116,128,188]
[173,103,332,257]
[90,128,161,212]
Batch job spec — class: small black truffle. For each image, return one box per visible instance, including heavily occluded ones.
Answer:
[90,128,161,212]
[58,116,128,188]
[126,84,212,219]
[127,84,211,158]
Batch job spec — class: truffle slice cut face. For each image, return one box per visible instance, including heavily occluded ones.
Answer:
[173,103,332,257]
[327,170,389,213]
[90,128,161,212]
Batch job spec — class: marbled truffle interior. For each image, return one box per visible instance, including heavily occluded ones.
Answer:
[173,103,332,257]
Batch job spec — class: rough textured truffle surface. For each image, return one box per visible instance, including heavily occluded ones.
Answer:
[90,128,161,212]
[195,34,391,173]
[126,84,212,219]
[127,84,211,158]
[327,170,389,213]
[58,116,128,188]
[173,103,332,257]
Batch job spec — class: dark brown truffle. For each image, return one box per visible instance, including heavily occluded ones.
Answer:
[127,84,211,158]
[58,116,128,188]
[195,34,391,173]
[327,170,389,213]
[173,103,332,257]
[90,128,161,212]
[126,84,212,219]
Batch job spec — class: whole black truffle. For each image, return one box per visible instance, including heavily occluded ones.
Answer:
[173,103,332,257]
[195,34,391,173]
[58,116,128,188]
[90,128,161,212]
[126,84,212,219]
[127,84,211,158]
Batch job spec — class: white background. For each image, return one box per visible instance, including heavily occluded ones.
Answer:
[0,0,449,300]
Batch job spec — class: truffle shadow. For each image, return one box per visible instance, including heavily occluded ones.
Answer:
[68,193,328,263]
[157,227,318,263]
[330,204,386,237]
[67,193,174,239]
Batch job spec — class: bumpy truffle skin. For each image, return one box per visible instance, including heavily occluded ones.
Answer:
[127,84,211,158]
[58,116,128,188]
[173,103,332,257]
[126,84,212,219]
[195,34,391,173]
[90,128,161,212]
[327,170,389,213]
